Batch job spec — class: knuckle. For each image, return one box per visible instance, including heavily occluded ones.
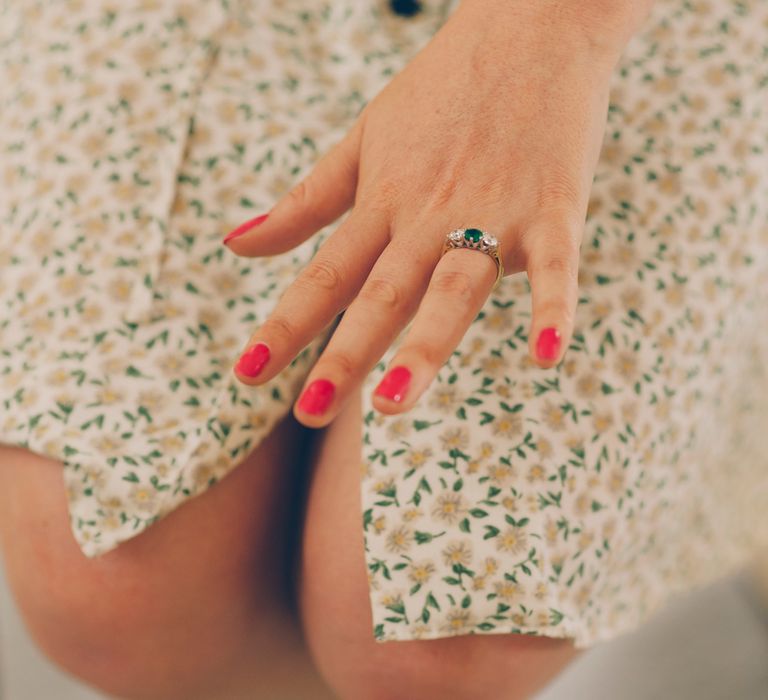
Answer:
[537,297,575,324]
[299,258,344,293]
[262,315,298,345]
[403,339,444,369]
[533,253,578,278]
[358,276,403,309]
[429,269,476,300]
[325,348,357,379]
[286,177,312,209]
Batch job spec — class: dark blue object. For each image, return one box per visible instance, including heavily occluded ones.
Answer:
[389,0,423,17]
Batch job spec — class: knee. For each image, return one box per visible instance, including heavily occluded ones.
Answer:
[5,535,257,700]
[322,633,581,700]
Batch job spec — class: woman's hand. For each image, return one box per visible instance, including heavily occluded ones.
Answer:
[223,0,649,428]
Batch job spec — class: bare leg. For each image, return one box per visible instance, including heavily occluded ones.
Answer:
[0,409,336,700]
[296,387,584,700]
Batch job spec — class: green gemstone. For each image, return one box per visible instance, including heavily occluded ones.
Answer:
[464,228,483,243]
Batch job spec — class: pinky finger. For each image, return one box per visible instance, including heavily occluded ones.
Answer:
[525,225,582,368]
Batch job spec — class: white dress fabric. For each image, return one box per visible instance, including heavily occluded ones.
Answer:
[0,0,767,649]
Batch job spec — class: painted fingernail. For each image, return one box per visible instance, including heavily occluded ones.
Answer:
[374,365,412,403]
[235,342,270,377]
[536,327,561,361]
[297,379,335,415]
[223,212,269,245]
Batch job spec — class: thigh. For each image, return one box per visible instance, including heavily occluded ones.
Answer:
[0,409,321,699]
[297,387,584,700]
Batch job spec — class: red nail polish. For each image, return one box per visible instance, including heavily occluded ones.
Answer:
[297,379,335,415]
[223,212,269,244]
[536,327,561,361]
[235,342,270,377]
[374,365,411,403]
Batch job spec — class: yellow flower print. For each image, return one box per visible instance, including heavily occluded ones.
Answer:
[536,437,553,458]
[493,580,524,601]
[575,373,600,399]
[441,541,473,567]
[592,411,614,434]
[30,315,54,334]
[526,464,546,483]
[578,530,595,550]
[385,417,411,441]
[408,561,436,584]
[501,495,517,511]
[483,557,499,575]
[441,609,475,634]
[541,401,566,431]
[608,468,626,495]
[158,352,188,378]
[490,413,523,439]
[192,463,216,489]
[129,484,158,513]
[486,463,515,485]
[137,390,167,412]
[431,491,467,525]
[56,274,84,297]
[81,303,103,323]
[614,351,640,381]
[482,310,513,332]
[96,387,125,405]
[385,525,413,554]
[479,442,495,459]
[402,508,424,522]
[439,426,470,451]
[574,492,590,516]
[545,519,559,545]
[428,385,461,413]
[372,476,395,495]
[91,435,124,458]
[373,516,387,534]
[157,435,184,455]
[46,368,71,386]
[588,299,614,325]
[536,611,550,627]
[496,526,529,555]
[367,570,380,592]
[620,400,638,424]
[405,447,433,469]
[494,383,512,398]
[479,354,506,377]
[466,459,481,474]
[472,576,487,591]
[106,276,134,303]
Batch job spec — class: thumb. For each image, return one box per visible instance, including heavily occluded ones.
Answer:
[223,113,365,256]
[524,211,583,368]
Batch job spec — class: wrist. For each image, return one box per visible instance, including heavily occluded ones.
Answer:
[455,0,655,63]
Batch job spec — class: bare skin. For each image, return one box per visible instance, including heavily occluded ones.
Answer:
[0,1,659,697]
[226,0,656,431]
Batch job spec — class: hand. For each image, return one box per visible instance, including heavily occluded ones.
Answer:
[223,0,636,428]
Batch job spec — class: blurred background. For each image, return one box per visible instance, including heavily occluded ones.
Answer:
[2,556,767,699]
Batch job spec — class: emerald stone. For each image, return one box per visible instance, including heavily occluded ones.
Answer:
[464,228,483,243]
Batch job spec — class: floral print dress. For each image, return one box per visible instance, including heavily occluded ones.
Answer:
[1,0,767,650]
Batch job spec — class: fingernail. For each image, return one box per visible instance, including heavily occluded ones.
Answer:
[536,327,561,361]
[374,365,412,403]
[235,342,270,377]
[297,379,335,415]
[223,212,269,245]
